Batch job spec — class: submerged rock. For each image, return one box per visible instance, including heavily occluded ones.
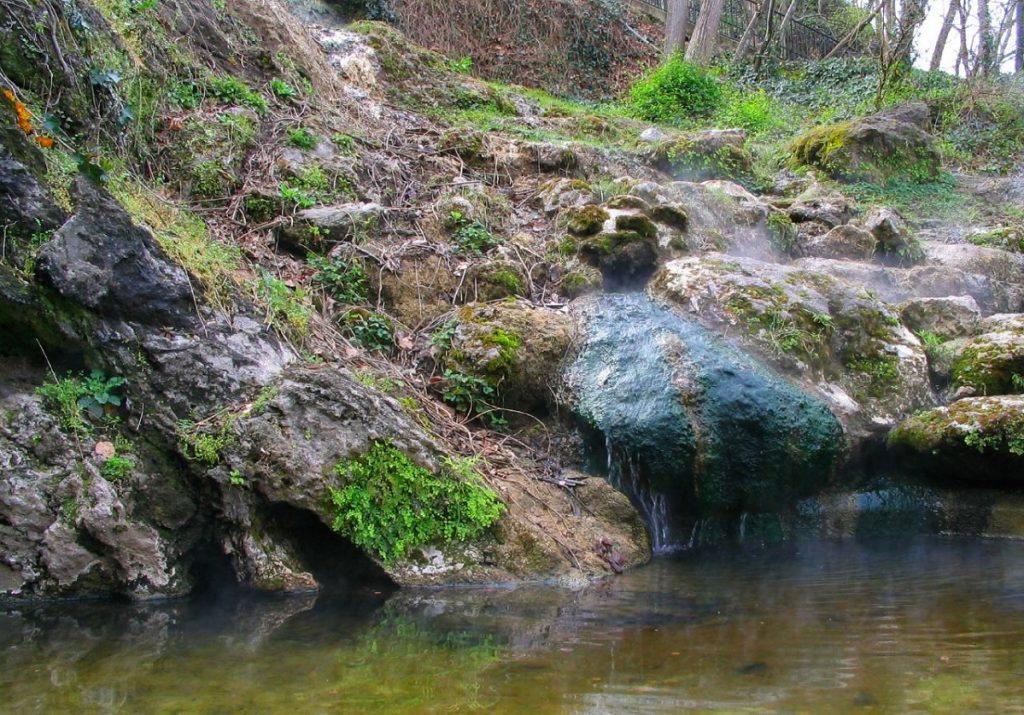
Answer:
[566,293,844,545]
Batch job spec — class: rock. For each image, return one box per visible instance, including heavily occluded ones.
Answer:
[949,315,1024,395]
[578,227,660,290]
[900,296,981,340]
[786,183,857,228]
[653,129,753,182]
[651,253,934,438]
[888,396,1024,480]
[536,177,595,216]
[0,140,66,241]
[790,106,940,183]
[566,293,845,536]
[863,206,912,254]
[638,126,669,143]
[374,252,461,327]
[442,300,572,412]
[35,178,196,328]
[278,202,383,252]
[562,204,610,236]
[922,243,1024,314]
[803,224,877,260]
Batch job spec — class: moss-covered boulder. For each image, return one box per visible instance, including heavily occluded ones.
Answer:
[889,396,1024,480]
[790,105,940,183]
[950,315,1024,395]
[802,224,877,260]
[653,129,753,182]
[651,253,934,438]
[442,300,573,412]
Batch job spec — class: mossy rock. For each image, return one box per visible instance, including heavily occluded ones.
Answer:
[790,109,940,183]
[889,396,1024,481]
[649,204,688,232]
[443,301,572,412]
[563,205,610,237]
[464,262,527,301]
[950,322,1024,395]
[654,130,753,182]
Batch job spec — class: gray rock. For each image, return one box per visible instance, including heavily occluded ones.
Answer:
[804,224,877,260]
[638,126,669,143]
[900,296,981,339]
[278,202,383,250]
[863,206,912,254]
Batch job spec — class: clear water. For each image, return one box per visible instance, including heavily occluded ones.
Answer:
[4,536,1024,714]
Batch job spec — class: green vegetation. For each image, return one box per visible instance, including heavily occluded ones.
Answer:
[287,127,319,150]
[308,255,368,304]
[629,53,722,123]
[209,75,267,115]
[767,211,797,255]
[270,79,299,99]
[256,273,312,342]
[449,211,500,254]
[342,310,395,353]
[178,416,236,465]
[440,369,497,416]
[37,371,125,434]
[328,442,504,563]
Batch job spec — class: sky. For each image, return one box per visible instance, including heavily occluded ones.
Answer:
[914,0,1020,71]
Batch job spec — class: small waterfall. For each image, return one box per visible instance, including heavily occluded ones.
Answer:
[606,437,676,553]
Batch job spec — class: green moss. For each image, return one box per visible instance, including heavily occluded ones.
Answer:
[846,352,902,398]
[767,211,797,254]
[649,204,688,231]
[790,121,853,174]
[564,205,610,237]
[968,226,1024,253]
[329,442,504,563]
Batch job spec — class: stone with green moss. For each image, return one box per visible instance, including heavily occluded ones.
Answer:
[790,106,940,183]
[563,205,610,236]
[889,396,1024,480]
[950,317,1024,395]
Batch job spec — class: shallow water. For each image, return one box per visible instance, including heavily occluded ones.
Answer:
[4,536,1024,714]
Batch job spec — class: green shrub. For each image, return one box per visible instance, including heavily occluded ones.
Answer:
[329,442,504,563]
[449,210,499,254]
[257,272,311,340]
[309,255,368,303]
[716,88,784,134]
[629,54,722,124]
[287,127,319,149]
[342,310,394,353]
[270,79,298,99]
[209,76,267,114]
[440,369,496,416]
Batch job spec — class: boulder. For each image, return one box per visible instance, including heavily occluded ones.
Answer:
[651,253,935,438]
[442,300,573,412]
[652,129,753,182]
[949,314,1024,395]
[900,296,981,340]
[790,105,940,183]
[278,202,383,252]
[888,396,1024,481]
[863,206,912,255]
[803,224,877,260]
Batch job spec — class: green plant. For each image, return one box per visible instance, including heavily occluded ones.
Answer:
[178,418,236,465]
[449,211,499,254]
[429,319,459,352]
[308,255,368,304]
[257,273,311,340]
[628,53,722,124]
[343,311,395,353]
[328,441,504,563]
[332,133,357,152]
[767,211,797,254]
[270,79,298,99]
[168,80,201,109]
[37,371,126,433]
[917,331,951,361]
[1012,373,1024,393]
[209,75,267,114]
[101,454,134,480]
[440,369,495,415]
[287,126,319,150]
[229,469,246,486]
[446,56,474,74]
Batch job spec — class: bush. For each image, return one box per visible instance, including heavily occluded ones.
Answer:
[329,442,504,563]
[629,53,722,124]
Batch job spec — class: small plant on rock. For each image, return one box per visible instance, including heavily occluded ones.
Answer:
[37,371,126,433]
[342,310,395,353]
[308,255,368,304]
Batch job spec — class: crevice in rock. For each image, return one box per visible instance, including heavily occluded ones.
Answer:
[264,503,396,595]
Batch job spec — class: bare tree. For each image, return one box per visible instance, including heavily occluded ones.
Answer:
[977,0,996,72]
[930,0,960,70]
[734,0,764,61]
[664,0,690,58]
[685,0,727,64]
[1017,0,1023,71]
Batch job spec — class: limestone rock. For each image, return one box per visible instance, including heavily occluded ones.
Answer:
[889,396,1024,480]
[900,296,981,340]
[949,315,1024,395]
[803,224,877,260]
[653,129,752,182]
[278,202,383,252]
[790,105,940,183]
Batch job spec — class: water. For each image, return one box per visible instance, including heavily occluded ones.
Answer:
[4,536,1024,713]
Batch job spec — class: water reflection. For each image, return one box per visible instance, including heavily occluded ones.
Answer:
[4,537,1024,713]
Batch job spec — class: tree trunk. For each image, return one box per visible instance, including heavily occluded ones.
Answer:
[685,0,727,64]
[824,0,883,59]
[664,0,691,58]
[1017,0,1023,72]
[977,0,994,73]
[957,0,973,78]
[930,0,959,70]
[735,0,765,60]
[777,0,800,56]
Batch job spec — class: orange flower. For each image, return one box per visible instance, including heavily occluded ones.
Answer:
[35,135,54,149]
[3,88,34,135]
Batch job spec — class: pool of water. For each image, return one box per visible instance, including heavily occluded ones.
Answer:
[4,536,1024,713]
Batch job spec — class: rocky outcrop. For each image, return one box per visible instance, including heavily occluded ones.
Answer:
[949,314,1024,395]
[651,254,934,441]
[889,396,1024,480]
[790,103,940,183]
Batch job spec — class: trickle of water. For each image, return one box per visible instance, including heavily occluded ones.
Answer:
[606,436,676,552]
